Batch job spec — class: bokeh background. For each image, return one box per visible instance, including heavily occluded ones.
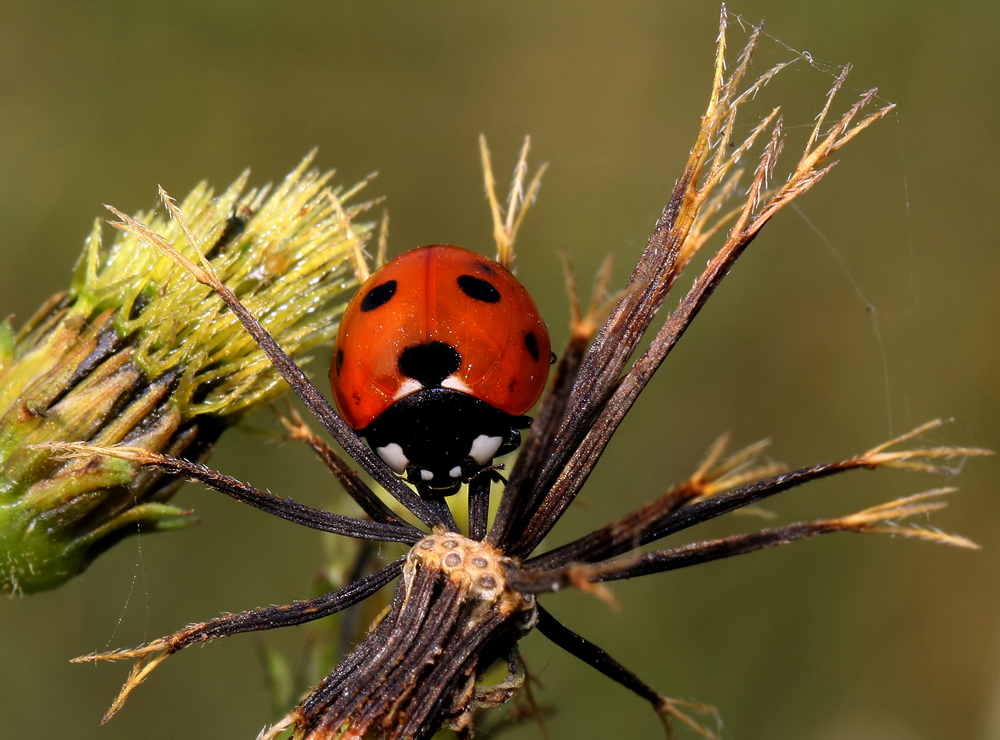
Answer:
[1,2,997,739]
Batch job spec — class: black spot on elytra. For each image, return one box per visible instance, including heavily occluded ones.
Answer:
[398,341,462,387]
[360,280,397,312]
[335,348,344,375]
[475,260,498,276]
[524,331,540,362]
[457,274,500,303]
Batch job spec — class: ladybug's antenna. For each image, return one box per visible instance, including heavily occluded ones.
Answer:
[479,134,548,270]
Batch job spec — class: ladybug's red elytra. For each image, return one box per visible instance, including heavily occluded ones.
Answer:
[331,245,552,496]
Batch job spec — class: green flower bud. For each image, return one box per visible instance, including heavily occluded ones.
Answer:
[0,154,368,593]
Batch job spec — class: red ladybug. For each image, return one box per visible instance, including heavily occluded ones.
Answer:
[331,245,551,495]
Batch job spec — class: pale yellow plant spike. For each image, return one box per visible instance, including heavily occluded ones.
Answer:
[506,137,549,261]
[560,252,617,341]
[100,653,170,724]
[658,695,721,740]
[855,419,993,473]
[659,7,899,297]
[37,441,165,466]
[861,526,979,549]
[479,134,547,270]
[257,712,298,740]
[866,418,945,455]
[693,432,732,481]
[479,133,505,263]
[804,65,850,156]
[158,186,211,274]
[105,204,209,285]
[688,435,785,502]
[704,4,729,142]
[835,488,980,550]
[376,208,389,269]
[349,244,370,284]
[560,252,583,329]
[327,190,371,284]
[587,254,616,324]
[505,137,531,240]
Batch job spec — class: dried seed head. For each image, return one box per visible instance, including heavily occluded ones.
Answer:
[271,535,537,740]
[0,154,370,593]
[406,532,534,620]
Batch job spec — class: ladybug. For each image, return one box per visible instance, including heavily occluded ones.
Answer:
[331,245,552,496]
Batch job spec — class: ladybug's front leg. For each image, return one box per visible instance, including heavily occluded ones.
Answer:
[410,479,460,531]
[497,421,527,458]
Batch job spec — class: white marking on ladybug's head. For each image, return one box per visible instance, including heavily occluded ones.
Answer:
[420,469,435,481]
[375,443,409,473]
[392,378,423,400]
[441,375,472,394]
[449,466,463,478]
[469,434,504,466]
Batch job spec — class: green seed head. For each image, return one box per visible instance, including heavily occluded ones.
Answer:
[0,154,368,593]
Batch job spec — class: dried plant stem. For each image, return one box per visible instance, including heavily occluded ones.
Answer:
[498,8,897,557]
[74,559,405,724]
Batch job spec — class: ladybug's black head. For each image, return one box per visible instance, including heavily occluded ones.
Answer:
[360,387,528,497]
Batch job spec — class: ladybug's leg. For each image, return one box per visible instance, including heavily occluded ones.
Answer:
[498,416,531,457]
[467,475,492,540]
[464,420,525,540]
[467,469,507,541]
[535,605,718,738]
[412,484,459,532]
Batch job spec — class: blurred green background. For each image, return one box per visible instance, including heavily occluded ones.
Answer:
[1,2,997,739]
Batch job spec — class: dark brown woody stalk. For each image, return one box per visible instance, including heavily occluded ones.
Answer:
[56,8,989,740]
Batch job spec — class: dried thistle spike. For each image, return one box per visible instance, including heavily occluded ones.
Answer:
[480,133,547,269]
[0,156,370,593]
[692,436,785,499]
[376,208,390,269]
[544,485,977,588]
[496,8,904,558]
[560,251,618,343]
[833,488,979,548]
[656,696,721,740]
[854,419,992,474]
